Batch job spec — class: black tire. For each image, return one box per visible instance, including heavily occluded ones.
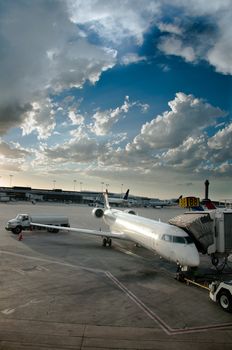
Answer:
[211,256,219,266]
[218,290,232,312]
[52,228,59,233]
[102,238,107,247]
[12,226,22,235]
[108,238,112,247]
[47,228,59,233]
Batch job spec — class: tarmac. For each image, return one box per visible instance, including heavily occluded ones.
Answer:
[0,202,232,349]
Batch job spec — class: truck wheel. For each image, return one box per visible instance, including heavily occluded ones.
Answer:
[218,291,232,312]
[52,228,59,233]
[12,226,22,235]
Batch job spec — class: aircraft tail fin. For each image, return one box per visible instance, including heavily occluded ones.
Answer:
[123,189,130,200]
[103,190,111,209]
[204,199,217,210]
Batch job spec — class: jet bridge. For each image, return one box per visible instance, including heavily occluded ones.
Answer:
[169,209,232,266]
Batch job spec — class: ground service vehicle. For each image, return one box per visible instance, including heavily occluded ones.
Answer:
[5,214,70,234]
[209,281,232,312]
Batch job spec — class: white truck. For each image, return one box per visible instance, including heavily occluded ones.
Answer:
[5,214,70,234]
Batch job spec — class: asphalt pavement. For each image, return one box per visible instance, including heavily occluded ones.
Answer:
[0,202,232,349]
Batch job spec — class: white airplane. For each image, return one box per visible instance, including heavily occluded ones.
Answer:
[96,189,130,207]
[149,199,173,208]
[31,192,200,271]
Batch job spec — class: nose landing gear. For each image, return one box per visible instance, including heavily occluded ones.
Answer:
[102,237,112,247]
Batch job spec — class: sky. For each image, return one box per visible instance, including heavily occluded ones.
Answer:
[0,0,231,200]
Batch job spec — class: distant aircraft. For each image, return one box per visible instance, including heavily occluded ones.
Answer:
[204,199,217,210]
[149,199,173,208]
[31,191,200,272]
[95,189,130,207]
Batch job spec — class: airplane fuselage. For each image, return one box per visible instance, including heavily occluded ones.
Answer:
[103,209,200,268]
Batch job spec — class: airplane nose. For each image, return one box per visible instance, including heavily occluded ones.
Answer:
[186,246,200,267]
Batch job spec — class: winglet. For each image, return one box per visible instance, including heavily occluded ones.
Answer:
[103,190,110,209]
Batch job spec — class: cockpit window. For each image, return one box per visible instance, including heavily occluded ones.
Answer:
[173,236,186,244]
[162,234,172,242]
[161,234,193,244]
[184,236,194,244]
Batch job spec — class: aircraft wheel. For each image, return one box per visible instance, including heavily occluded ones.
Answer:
[108,238,112,247]
[218,291,232,312]
[102,238,107,247]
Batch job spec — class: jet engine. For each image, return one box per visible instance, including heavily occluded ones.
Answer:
[124,209,137,215]
[92,207,104,218]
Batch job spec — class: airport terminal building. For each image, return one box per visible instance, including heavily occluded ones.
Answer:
[0,186,150,206]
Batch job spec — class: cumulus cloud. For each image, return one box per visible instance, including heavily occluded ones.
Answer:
[0,141,30,172]
[126,92,226,152]
[161,136,208,170]
[207,123,232,163]
[158,37,196,63]
[38,134,102,166]
[0,103,32,136]
[90,96,133,136]
[0,141,30,159]
[21,100,56,140]
[68,0,232,75]
[0,0,116,138]
[1,0,231,141]
[68,111,85,125]
[157,22,183,35]
[32,92,231,179]
[158,0,232,74]
[121,53,147,65]
[67,0,160,45]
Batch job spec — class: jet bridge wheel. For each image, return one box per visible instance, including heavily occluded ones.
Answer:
[211,254,228,272]
[211,255,219,267]
[102,237,112,247]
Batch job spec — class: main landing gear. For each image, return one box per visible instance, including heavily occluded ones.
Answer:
[102,237,112,247]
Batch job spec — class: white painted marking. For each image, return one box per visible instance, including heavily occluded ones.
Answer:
[11,268,26,275]
[36,265,50,272]
[1,249,232,335]
[1,299,41,315]
[2,308,15,315]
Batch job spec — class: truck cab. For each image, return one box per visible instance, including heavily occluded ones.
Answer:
[5,214,30,234]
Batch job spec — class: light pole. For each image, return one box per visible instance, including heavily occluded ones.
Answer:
[80,182,83,191]
[9,174,13,187]
[106,183,109,192]
[121,183,123,197]
[73,179,77,191]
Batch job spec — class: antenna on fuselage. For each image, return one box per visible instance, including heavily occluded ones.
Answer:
[103,189,111,209]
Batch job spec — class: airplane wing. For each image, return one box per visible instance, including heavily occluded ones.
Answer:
[30,222,128,240]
